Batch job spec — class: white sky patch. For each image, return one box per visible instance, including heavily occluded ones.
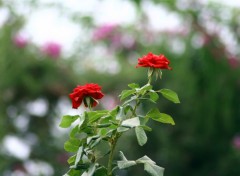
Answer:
[3,135,31,160]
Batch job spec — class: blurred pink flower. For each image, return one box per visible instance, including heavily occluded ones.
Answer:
[93,24,118,41]
[121,35,136,49]
[228,56,239,69]
[101,95,118,110]
[13,35,28,48]
[42,42,61,58]
[233,135,240,149]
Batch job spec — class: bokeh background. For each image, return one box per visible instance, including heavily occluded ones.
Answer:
[0,0,240,175]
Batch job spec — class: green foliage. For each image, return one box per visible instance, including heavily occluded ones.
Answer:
[60,69,179,176]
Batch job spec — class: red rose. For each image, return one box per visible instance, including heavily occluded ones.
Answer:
[136,52,172,70]
[69,83,104,109]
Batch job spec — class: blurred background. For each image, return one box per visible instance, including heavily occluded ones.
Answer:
[0,0,240,175]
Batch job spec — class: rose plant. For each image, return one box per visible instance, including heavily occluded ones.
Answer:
[59,52,180,176]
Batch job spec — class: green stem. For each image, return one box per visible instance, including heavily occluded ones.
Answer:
[147,76,152,84]
[107,135,118,176]
[133,99,140,116]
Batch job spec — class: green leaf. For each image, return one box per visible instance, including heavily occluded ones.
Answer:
[87,135,100,145]
[138,84,152,95]
[159,89,180,103]
[119,151,128,161]
[160,113,175,125]
[74,146,83,167]
[67,155,76,165]
[82,163,96,176]
[147,108,175,125]
[144,163,164,176]
[121,117,140,128]
[120,89,136,101]
[140,125,152,132]
[122,95,137,106]
[63,169,81,176]
[117,160,137,169]
[128,83,140,89]
[148,91,159,102]
[59,115,79,128]
[78,114,86,128]
[135,127,147,146]
[70,125,79,138]
[90,138,102,148]
[136,155,155,165]
[87,110,109,124]
[123,104,133,115]
[64,139,80,152]
[109,106,119,117]
[117,126,130,132]
[138,115,149,126]
[97,123,111,128]
[98,128,108,136]
[94,166,108,176]
[87,135,102,149]
[117,151,137,169]
[116,106,125,120]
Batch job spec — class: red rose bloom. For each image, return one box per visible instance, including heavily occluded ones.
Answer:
[136,52,172,70]
[69,83,104,109]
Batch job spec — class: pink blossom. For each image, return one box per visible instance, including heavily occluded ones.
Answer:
[233,135,240,149]
[42,42,61,58]
[13,35,28,48]
[93,24,118,41]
